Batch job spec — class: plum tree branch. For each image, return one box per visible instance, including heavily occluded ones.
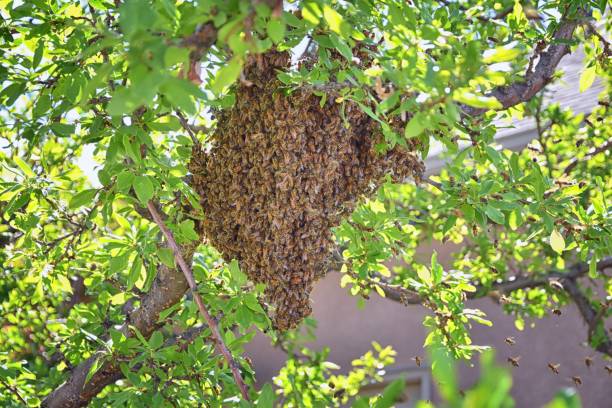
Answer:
[331,253,612,357]
[42,238,196,408]
[462,9,585,116]
[145,201,250,401]
[562,138,612,175]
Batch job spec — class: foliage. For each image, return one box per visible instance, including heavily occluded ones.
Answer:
[416,346,582,408]
[0,0,610,406]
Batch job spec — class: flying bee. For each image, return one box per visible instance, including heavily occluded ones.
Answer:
[507,356,521,367]
[584,357,593,368]
[413,356,422,367]
[605,366,612,375]
[552,309,562,316]
[504,337,516,346]
[571,376,582,386]
[547,363,560,374]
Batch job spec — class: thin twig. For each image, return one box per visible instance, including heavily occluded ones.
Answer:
[0,377,28,405]
[145,201,250,401]
[423,177,442,190]
[175,110,202,146]
[563,138,612,175]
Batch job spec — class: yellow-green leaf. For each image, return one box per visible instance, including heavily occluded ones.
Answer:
[550,228,565,254]
[211,57,242,94]
[417,265,432,285]
[323,5,345,35]
[579,66,596,93]
[483,45,521,64]
[454,91,502,109]
[13,156,35,177]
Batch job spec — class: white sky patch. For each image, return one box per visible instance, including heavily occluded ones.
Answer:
[77,144,101,187]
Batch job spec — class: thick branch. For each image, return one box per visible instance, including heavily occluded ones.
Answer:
[462,11,584,116]
[42,242,196,408]
[563,279,612,356]
[42,21,220,406]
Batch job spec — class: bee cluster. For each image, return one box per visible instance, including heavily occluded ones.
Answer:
[189,52,424,330]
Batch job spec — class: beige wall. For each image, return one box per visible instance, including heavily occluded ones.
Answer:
[245,245,612,407]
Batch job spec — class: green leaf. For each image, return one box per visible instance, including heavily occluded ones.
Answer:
[374,378,406,408]
[323,5,350,36]
[69,189,98,209]
[13,156,35,177]
[178,219,199,241]
[302,1,322,25]
[483,45,521,64]
[110,252,129,275]
[588,257,597,279]
[32,40,44,69]
[485,205,505,224]
[116,171,135,193]
[229,259,247,286]
[127,255,143,290]
[454,91,502,109]
[329,34,352,60]
[164,46,190,68]
[267,18,286,43]
[404,113,425,138]
[550,229,565,254]
[85,355,103,384]
[508,209,522,231]
[50,123,75,137]
[132,175,154,204]
[158,247,175,268]
[148,330,163,350]
[256,383,276,408]
[545,388,582,408]
[119,0,156,39]
[579,66,596,93]
[161,78,200,115]
[416,265,432,285]
[211,58,243,94]
[1,82,26,106]
[431,252,443,284]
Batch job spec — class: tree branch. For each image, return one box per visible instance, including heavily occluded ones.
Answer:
[42,239,196,408]
[42,20,221,404]
[563,279,612,357]
[562,138,612,175]
[0,377,27,405]
[462,10,585,116]
[330,252,612,357]
[145,201,250,401]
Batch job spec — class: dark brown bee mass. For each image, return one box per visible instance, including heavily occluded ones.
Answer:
[189,52,423,330]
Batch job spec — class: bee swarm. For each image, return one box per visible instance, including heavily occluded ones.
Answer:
[189,52,424,330]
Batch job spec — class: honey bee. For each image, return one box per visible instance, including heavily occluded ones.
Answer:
[584,357,593,368]
[605,366,612,375]
[413,356,422,367]
[507,356,521,367]
[552,309,562,316]
[504,337,516,346]
[571,376,582,386]
[547,363,560,374]
[193,52,426,330]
